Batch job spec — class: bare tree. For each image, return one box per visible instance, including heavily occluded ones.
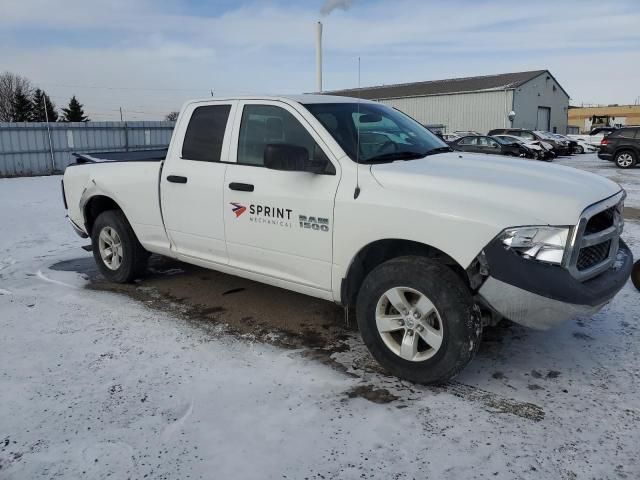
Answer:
[165,111,179,121]
[0,72,33,121]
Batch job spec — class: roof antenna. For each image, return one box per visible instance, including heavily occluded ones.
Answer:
[354,56,361,200]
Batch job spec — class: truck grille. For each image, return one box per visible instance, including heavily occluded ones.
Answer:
[566,193,624,281]
[576,240,611,271]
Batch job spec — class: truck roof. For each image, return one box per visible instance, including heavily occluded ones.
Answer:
[187,94,375,105]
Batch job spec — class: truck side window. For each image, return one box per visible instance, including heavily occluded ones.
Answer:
[182,105,231,162]
[237,104,331,171]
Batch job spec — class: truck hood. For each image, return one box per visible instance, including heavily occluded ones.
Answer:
[370,152,622,226]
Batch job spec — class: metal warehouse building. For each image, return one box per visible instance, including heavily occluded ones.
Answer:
[326,70,570,135]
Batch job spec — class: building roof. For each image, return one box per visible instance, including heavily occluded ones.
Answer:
[323,70,553,100]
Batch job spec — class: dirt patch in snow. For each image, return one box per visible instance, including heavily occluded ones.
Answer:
[51,254,547,421]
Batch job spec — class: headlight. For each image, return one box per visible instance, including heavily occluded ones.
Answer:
[500,226,570,265]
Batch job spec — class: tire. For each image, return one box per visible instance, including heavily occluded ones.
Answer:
[575,146,584,154]
[615,150,637,169]
[632,260,640,292]
[356,256,482,384]
[91,210,149,283]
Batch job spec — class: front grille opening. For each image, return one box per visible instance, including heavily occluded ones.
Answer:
[577,240,611,271]
[584,207,615,234]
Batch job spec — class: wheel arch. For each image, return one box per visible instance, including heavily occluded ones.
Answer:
[340,238,470,307]
[83,194,126,236]
[614,147,638,157]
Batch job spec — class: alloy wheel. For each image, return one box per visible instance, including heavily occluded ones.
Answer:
[98,226,123,270]
[617,153,634,168]
[375,287,444,362]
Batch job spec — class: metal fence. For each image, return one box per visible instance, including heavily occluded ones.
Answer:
[0,121,175,177]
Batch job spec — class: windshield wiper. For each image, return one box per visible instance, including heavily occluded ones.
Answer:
[361,150,429,164]
[422,146,453,156]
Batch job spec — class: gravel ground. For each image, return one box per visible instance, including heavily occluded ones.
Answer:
[1,161,639,479]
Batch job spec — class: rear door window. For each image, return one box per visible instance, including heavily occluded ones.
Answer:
[615,129,637,139]
[182,105,231,161]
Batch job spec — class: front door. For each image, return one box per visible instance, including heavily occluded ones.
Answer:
[161,101,237,264]
[223,101,339,292]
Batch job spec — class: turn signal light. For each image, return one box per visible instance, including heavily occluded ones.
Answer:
[601,138,609,145]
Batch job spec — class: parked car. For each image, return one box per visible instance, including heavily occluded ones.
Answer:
[548,133,578,155]
[488,129,570,156]
[598,126,640,168]
[569,127,617,148]
[62,94,633,384]
[450,135,537,159]
[537,131,572,156]
[493,134,553,161]
[571,137,598,154]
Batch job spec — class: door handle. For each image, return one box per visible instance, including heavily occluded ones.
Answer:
[229,182,254,192]
[167,175,188,184]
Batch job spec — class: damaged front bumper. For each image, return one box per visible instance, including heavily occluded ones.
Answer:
[476,239,633,330]
[67,215,88,239]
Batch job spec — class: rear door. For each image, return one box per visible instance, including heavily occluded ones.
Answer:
[223,100,340,292]
[161,101,237,264]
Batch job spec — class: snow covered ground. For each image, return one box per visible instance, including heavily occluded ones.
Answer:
[1,162,639,479]
[556,153,640,210]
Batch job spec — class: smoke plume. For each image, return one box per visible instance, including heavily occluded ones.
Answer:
[320,0,355,16]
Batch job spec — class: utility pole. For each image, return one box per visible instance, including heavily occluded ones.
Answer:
[119,107,124,122]
[43,95,56,174]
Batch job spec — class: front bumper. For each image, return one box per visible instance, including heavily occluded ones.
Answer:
[477,240,633,330]
[67,215,88,238]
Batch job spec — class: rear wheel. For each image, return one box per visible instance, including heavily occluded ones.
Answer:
[615,150,637,169]
[356,256,482,384]
[91,210,149,283]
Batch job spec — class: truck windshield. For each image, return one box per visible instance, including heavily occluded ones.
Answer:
[303,102,449,163]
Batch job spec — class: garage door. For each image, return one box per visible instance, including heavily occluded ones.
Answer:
[537,107,551,131]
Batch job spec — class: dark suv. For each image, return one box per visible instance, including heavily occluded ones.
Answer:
[488,128,571,156]
[598,127,640,169]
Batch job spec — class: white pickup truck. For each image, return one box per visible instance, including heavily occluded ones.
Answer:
[62,95,633,384]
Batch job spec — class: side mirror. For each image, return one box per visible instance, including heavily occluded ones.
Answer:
[264,144,309,171]
[264,143,328,174]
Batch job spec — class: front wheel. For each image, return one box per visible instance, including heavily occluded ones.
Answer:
[356,256,482,384]
[574,145,584,154]
[91,210,149,283]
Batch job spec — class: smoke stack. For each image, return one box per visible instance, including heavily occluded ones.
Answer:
[316,21,323,93]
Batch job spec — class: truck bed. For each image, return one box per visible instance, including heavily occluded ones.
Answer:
[73,148,167,164]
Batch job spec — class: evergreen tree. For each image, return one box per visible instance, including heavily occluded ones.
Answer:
[11,86,33,122]
[61,95,89,122]
[31,88,58,122]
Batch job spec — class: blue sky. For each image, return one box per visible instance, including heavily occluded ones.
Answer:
[1,0,639,120]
